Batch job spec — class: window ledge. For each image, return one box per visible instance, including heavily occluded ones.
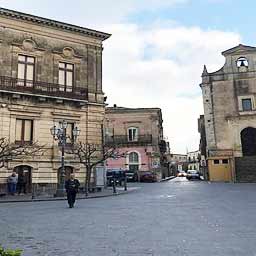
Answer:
[238,110,256,115]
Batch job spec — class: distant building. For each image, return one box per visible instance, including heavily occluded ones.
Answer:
[187,150,200,171]
[105,106,169,180]
[201,44,256,182]
[168,154,187,163]
[167,153,188,175]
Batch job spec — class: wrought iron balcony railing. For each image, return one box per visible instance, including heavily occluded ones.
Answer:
[0,76,88,101]
[105,135,153,146]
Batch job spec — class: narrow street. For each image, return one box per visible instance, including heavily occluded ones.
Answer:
[1,178,256,256]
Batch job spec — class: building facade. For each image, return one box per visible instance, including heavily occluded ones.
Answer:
[167,153,188,175]
[201,44,256,182]
[187,150,200,171]
[105,106,168,180]
[0,8,110,193]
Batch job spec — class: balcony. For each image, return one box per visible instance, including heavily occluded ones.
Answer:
[105,135,153,147]
[0,76,88,101]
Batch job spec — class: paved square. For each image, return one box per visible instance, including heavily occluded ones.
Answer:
[1,179,256,256]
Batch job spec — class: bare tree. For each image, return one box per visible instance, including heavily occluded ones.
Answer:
[69,142,126,196]
[0,137,45,168]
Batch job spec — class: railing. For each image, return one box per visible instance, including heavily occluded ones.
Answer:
[0,76,88,100]
[105,135,153,146]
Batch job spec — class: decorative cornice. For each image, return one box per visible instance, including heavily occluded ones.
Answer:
[0,8,111,41]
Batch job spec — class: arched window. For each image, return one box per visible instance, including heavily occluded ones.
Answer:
[128,127,138,142]
[237,57,249,68]
[128,152,140,173]
[129,152,139,163]
[241,127,256,156]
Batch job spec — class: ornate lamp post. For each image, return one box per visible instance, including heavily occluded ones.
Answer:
[50,120,80,197]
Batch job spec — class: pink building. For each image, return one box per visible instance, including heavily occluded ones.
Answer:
[105,106,168,180]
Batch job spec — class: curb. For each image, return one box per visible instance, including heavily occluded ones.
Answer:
[0,187,140,204]
[160,176,176,182]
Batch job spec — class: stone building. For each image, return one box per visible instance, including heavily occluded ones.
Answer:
[0,8,110,193]
[105,106,169,180]
[187,150,200,171]
[167,153,188,175]
[201,44,256,182]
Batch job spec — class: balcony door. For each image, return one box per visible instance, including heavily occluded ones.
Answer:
[128,127,138,142]
[58,62,74,92]
[17,55,35,87]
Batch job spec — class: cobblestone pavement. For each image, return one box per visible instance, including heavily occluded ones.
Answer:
[1,178,256,256]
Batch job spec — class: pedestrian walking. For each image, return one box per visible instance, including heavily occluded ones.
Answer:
[65,173,80,208]
[7,172,18,195]
[17,173,27,194]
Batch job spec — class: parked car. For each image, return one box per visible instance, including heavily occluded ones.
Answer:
[177,171,186,177]
[140,171,157,182]
[125,170,138,182]
[186,170,200,180]
[106,169,125,186]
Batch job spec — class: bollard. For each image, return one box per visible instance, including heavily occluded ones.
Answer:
[124,174,127,191]
[112,177,117,194]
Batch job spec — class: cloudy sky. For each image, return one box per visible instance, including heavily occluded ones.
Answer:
[1,0,252,153]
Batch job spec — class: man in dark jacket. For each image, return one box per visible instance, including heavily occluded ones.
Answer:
[17,173,27,195]
[65,173,80,208]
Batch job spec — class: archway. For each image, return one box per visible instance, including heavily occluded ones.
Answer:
[14,165,32,193]
[128,152,140,173]
[57,166,74,184]
[241,127,256,156]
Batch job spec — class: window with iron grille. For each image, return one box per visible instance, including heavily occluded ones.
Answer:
[58,62,74,92]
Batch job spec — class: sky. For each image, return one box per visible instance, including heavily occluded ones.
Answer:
[0,0,252,153]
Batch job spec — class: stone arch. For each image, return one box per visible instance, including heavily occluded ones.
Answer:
[13,165,33,193]
[126,151,141,175]
[57,166,74,183]
[241,127,256,156]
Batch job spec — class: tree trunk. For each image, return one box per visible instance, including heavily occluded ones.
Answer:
[85,165,90,197]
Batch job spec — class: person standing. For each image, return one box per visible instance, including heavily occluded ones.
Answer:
[7,172,18,195]
[17,173,27,195]
[65,173,80,208]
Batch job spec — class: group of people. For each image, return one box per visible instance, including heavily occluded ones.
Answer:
[7,171,80,208]
[7,171,27,195]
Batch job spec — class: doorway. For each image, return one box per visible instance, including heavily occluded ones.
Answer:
[241,127,256,156]
[14,165,32,193]
[57,166,74,184]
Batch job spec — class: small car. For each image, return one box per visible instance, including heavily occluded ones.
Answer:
[140,171,157,182]
[125,171,138,182]
[106,169,125,186]
[177,171,186,177]
[186,170,200,180]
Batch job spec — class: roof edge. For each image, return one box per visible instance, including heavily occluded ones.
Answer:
[222,44,256,56]
[0,7,111,41]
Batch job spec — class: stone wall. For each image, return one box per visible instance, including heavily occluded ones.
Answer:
[235,156,256,182]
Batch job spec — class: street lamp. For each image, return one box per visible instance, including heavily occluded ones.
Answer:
[50,120,80,197]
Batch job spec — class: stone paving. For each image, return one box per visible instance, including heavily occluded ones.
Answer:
[0,186,136,203]
[1,178,256,256]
